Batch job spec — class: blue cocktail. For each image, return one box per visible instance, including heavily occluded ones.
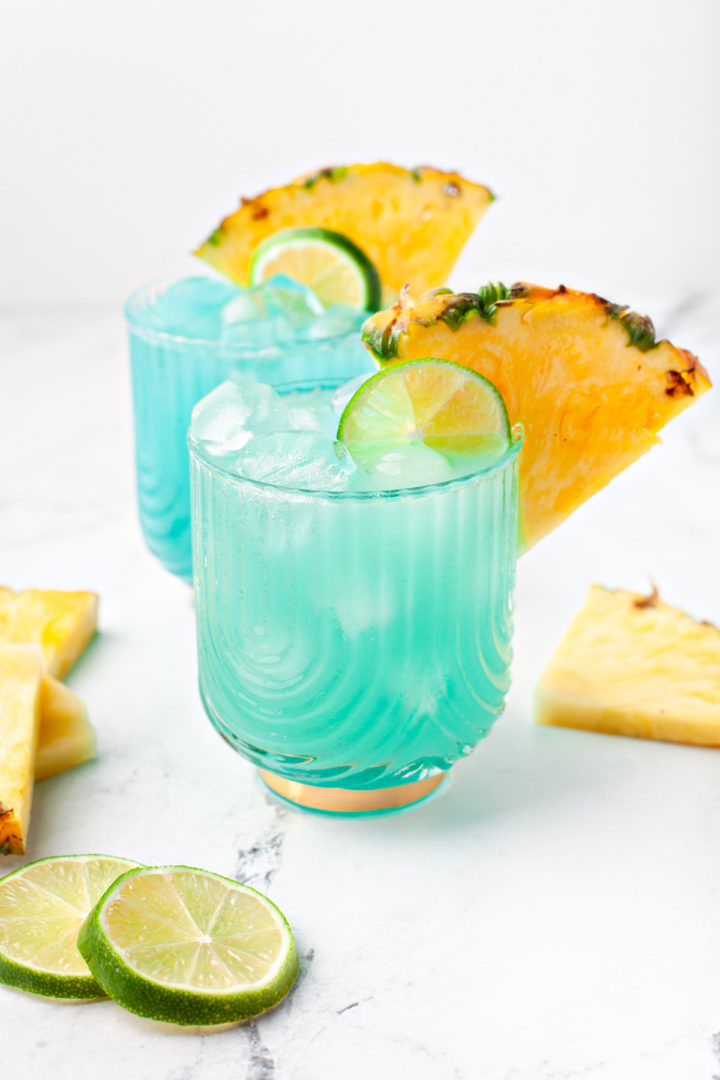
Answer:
[189,371,521,812]
[126,275,373,580]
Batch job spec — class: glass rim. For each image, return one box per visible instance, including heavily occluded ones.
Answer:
[124,279,370,349]
[188,423,523,503]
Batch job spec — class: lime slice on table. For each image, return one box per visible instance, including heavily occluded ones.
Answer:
[77,865,298,1028]
[250,227,382,311]
[0,854,139,1000]
[337,358,512,484]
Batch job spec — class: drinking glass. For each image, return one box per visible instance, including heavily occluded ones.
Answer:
[126,285,373,581]
[189,377,522,813]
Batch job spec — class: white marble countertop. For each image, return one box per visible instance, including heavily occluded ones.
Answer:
[1,297,719,1080]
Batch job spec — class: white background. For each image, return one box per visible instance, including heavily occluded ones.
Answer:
[2,4,720,1078]
[1,0,719,309]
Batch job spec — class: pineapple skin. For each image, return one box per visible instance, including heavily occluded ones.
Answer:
[0,644,43,855]
[362,284,711,550]
[196,163,493,296]
[0,587,98,679]
[36,677,97,782]
[535,586,720,747]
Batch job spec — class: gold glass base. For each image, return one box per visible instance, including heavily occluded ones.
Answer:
[260,770,446,813]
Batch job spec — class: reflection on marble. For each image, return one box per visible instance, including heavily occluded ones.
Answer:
[0,298,718,1079]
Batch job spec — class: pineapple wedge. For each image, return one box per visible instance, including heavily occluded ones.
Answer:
[363,284,711,549]
[0,644,43,855]
[535,586,720,746]
[36,677,97,782]
[0,587,98,679]
[196,163,493,296]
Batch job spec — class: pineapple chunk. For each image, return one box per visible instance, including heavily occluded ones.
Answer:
[0,588,99,785]
[535,586,720,746]
[0,644,43,855]
[196,163,493,296]
[0,587,98,679]
[36,677,97,782]
[363,284,711,549]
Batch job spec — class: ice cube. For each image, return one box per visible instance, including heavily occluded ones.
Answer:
[286,388,338,436]
[147,276,241,338]
[331,580,396,638]
[263,275,325,323]
[285,404,325,432]
[366,443,456,490]
[220,275,324,345]
[299,303,366,342]
[330,373,374,417]
[235,431,359,492]
[190,377,288,459]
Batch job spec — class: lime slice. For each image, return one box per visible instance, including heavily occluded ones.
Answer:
[337,358,511,480]
[77,865,299,1028]
[0,854,139,1000]
[250,227,382,311]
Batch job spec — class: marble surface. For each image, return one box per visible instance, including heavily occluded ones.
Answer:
[1,296,719,1080]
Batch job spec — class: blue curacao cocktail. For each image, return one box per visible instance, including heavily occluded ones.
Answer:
[188,368,521,812]
[126,275,373,581]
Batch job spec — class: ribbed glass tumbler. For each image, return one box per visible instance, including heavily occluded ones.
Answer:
[126,285,372,582]
[190,399,522,814]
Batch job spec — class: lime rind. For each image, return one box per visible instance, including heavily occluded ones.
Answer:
[337,358,511,473]
[0,951,106,1002]
[0,854,139,1000]
[77,866,299,1027]
[250,227,382,312]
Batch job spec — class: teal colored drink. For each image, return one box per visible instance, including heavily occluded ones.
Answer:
[189,372,521,812]
[126,276,373,581]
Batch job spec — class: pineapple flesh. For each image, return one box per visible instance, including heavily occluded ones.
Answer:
[535,586,720,747]
[36,677,97,782]
[196,163,493,297]
[362,283,711,549]
[0,587,98,679]
[0,588,99,783]
[0,644,43,855]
